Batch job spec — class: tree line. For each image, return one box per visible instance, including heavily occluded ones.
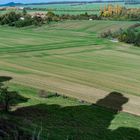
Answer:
[0,5,139,28]
[100,5,140,21]
[0,10,45,27]
[0,9,100,28]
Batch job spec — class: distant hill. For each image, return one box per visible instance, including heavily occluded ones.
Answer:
[0,2,23,7]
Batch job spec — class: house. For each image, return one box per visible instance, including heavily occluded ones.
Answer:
[30,12,47,19]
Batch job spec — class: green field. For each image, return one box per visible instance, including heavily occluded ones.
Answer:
[0,20,140,139]
[0,2,139,15]
[25,2,140,15]
[26,2,140,9]
[0,82,140,139]
[0,20,140,115]
[0,83,140,139]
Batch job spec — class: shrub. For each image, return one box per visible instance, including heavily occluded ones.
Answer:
[100,30,112,38]
[15,15,33,27]
[135,33,140,47]
[0,12,21,25]
[38,90,59,98]
[101,27,140,47]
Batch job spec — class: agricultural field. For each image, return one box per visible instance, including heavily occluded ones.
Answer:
[0,20,140,113]
[25,2,140,15]
[0,20,140,139]
[0,2,139,15]
[0,83,140,139]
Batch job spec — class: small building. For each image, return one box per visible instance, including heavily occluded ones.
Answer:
[20,17,25,20]
[30,12,47,19]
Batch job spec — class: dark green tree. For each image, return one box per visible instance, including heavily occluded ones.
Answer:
[0,86,18,112]
[23,8,27,16]
[135,33,140,46]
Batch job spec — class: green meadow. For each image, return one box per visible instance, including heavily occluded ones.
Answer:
[1,2,140,15]
[0,83,139,139]
[0,20,140,139]
[25,2,140,15]
[27,2,140,9]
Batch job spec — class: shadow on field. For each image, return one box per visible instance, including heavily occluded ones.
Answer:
[0,76,12,86]
[0,76,12,82]
[0,76,140,139]
[10,92,140,140]
[0,76,31,140]
[0,76,29,108]
[96,91,128,111]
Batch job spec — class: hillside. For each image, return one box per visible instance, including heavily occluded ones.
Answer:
[0,20,140,115]
[0,9,140,139]
[0,82,140,139]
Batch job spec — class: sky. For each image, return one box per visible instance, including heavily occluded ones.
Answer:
[0,0,104,4]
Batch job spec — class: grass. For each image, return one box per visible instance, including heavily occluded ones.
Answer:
[0,83,140,139]
[1,2,140,15]
[0,20,140,115]
[0,19,140,139]
[25,2,140,15]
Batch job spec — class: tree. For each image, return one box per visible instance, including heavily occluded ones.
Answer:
[15,15,33,27]
[135,33,140,46]
[0,86,18,112]
[23,8,27,16]
[0,76,28,112]
[32,16,44,26]
[0,12,21,25]
[125,29,136,44]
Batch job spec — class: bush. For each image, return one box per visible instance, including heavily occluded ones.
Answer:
[38,90,60,98]
[0,10,100,28]
[100,30,112,38]
[135,33,140,47]
[32,16,44,26]
[0,12,46,27]
[0,12,21,25]
[101,27,140,47]
[16,15,34,27]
